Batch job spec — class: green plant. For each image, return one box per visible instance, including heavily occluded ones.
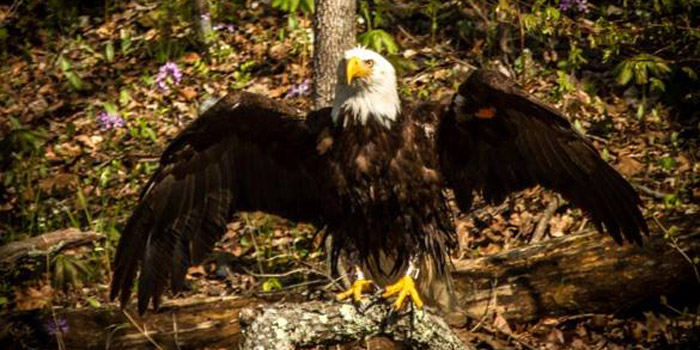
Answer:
[271,0,314,14]
[359,29,398,55]
[52,254,91,290]
[57,55,84,91]
[358,0,398,54]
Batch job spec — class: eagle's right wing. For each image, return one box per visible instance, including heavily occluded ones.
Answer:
[438,70,648,245]
[110,92,335,313]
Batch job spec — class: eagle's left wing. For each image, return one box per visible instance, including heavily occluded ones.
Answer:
[437,69,648,244]
[110,92,337,313]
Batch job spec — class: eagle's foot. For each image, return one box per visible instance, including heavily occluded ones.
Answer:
[382,275,423,310]
[336,278,373,302]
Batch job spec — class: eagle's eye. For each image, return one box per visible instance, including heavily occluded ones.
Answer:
[364,59,374,67]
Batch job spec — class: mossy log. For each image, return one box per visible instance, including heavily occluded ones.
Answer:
[1,218,698,349]
[238,295,467,350]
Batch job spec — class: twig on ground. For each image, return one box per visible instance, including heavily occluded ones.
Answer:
[122,310,166,350]
[242,267,327,279]
[530,195,559,243]
[172,313,181,350]
[653,216,700,284]
[469,276,498,332]
[633,183,670,200]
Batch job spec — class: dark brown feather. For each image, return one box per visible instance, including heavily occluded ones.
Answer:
[110,92,337,314]
[438,69,648,245]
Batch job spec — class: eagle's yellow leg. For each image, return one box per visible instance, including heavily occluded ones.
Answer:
[336,267,373,302]
[382,261,423,310]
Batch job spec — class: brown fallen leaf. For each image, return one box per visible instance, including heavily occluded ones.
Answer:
[675,154,690,172]
[182,52,201,64]
[268,43,289,61]
[54,142,82,159]
[493,312,514,334]
[15,284,53,310]
[38,173,79,195]
[179,87,198,100]
[617,155,644,176]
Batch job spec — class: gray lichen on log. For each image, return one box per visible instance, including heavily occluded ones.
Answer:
[239,295,469,350]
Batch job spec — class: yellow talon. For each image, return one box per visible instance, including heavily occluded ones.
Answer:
[336,278,373,302]
[382,275,424,310]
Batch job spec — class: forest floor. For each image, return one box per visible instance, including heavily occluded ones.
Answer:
[1,2,699,349]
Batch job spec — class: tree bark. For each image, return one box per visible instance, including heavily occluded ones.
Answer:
[1,218,698,349]
[312,0,356,109]
[239,295,467,350]
[192,0,213,49]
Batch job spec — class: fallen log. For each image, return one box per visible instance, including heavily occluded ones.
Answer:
[454,218,700,323]
[0,218,698,349]
[0,296,261,350]
[0,228,102,266]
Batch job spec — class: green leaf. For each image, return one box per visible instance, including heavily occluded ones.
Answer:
[659,156,675,170]
[545,6,560,21]
[103,102,118,115]
[359,29,398,54]
[662,194,678,207]
[142,125,157,142]
[120,29,132,55]
[65,72,83,90]
[87,297,101,308]
[76,188,88,210]
[522,14,538,31]
[650,77,665,93]
[105,41,115,63]
[614,62,633,86]
[58,56,72,72]
[262,278,282,292]
[300,0,314,13]
[119,89,131,106]
[633,62,649,85]
[573,119,586,135]
[682,66,698,80]
[636,103,645,119]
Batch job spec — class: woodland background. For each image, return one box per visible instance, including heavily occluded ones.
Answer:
[0,0,699,349]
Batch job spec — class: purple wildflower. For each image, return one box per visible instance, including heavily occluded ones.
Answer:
[213,23,235,33]
[155,62,183,92]
[96,111,125,130]
[285,79,311,99]
[560,0,589,13]
[45,318,69,336]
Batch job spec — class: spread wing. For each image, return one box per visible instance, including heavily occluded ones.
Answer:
[110,92,335,313]
[438,69,648,245]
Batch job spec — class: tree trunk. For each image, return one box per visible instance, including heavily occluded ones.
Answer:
[192,0,213,49]
[1,218,698,349]
[312,0,356,109]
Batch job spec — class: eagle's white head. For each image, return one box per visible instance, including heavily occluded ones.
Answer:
[332,47,400,128]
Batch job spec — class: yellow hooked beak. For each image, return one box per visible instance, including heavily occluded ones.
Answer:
[346,57,372,85]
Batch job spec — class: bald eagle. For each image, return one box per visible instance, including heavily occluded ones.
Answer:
[110,48,647,314]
